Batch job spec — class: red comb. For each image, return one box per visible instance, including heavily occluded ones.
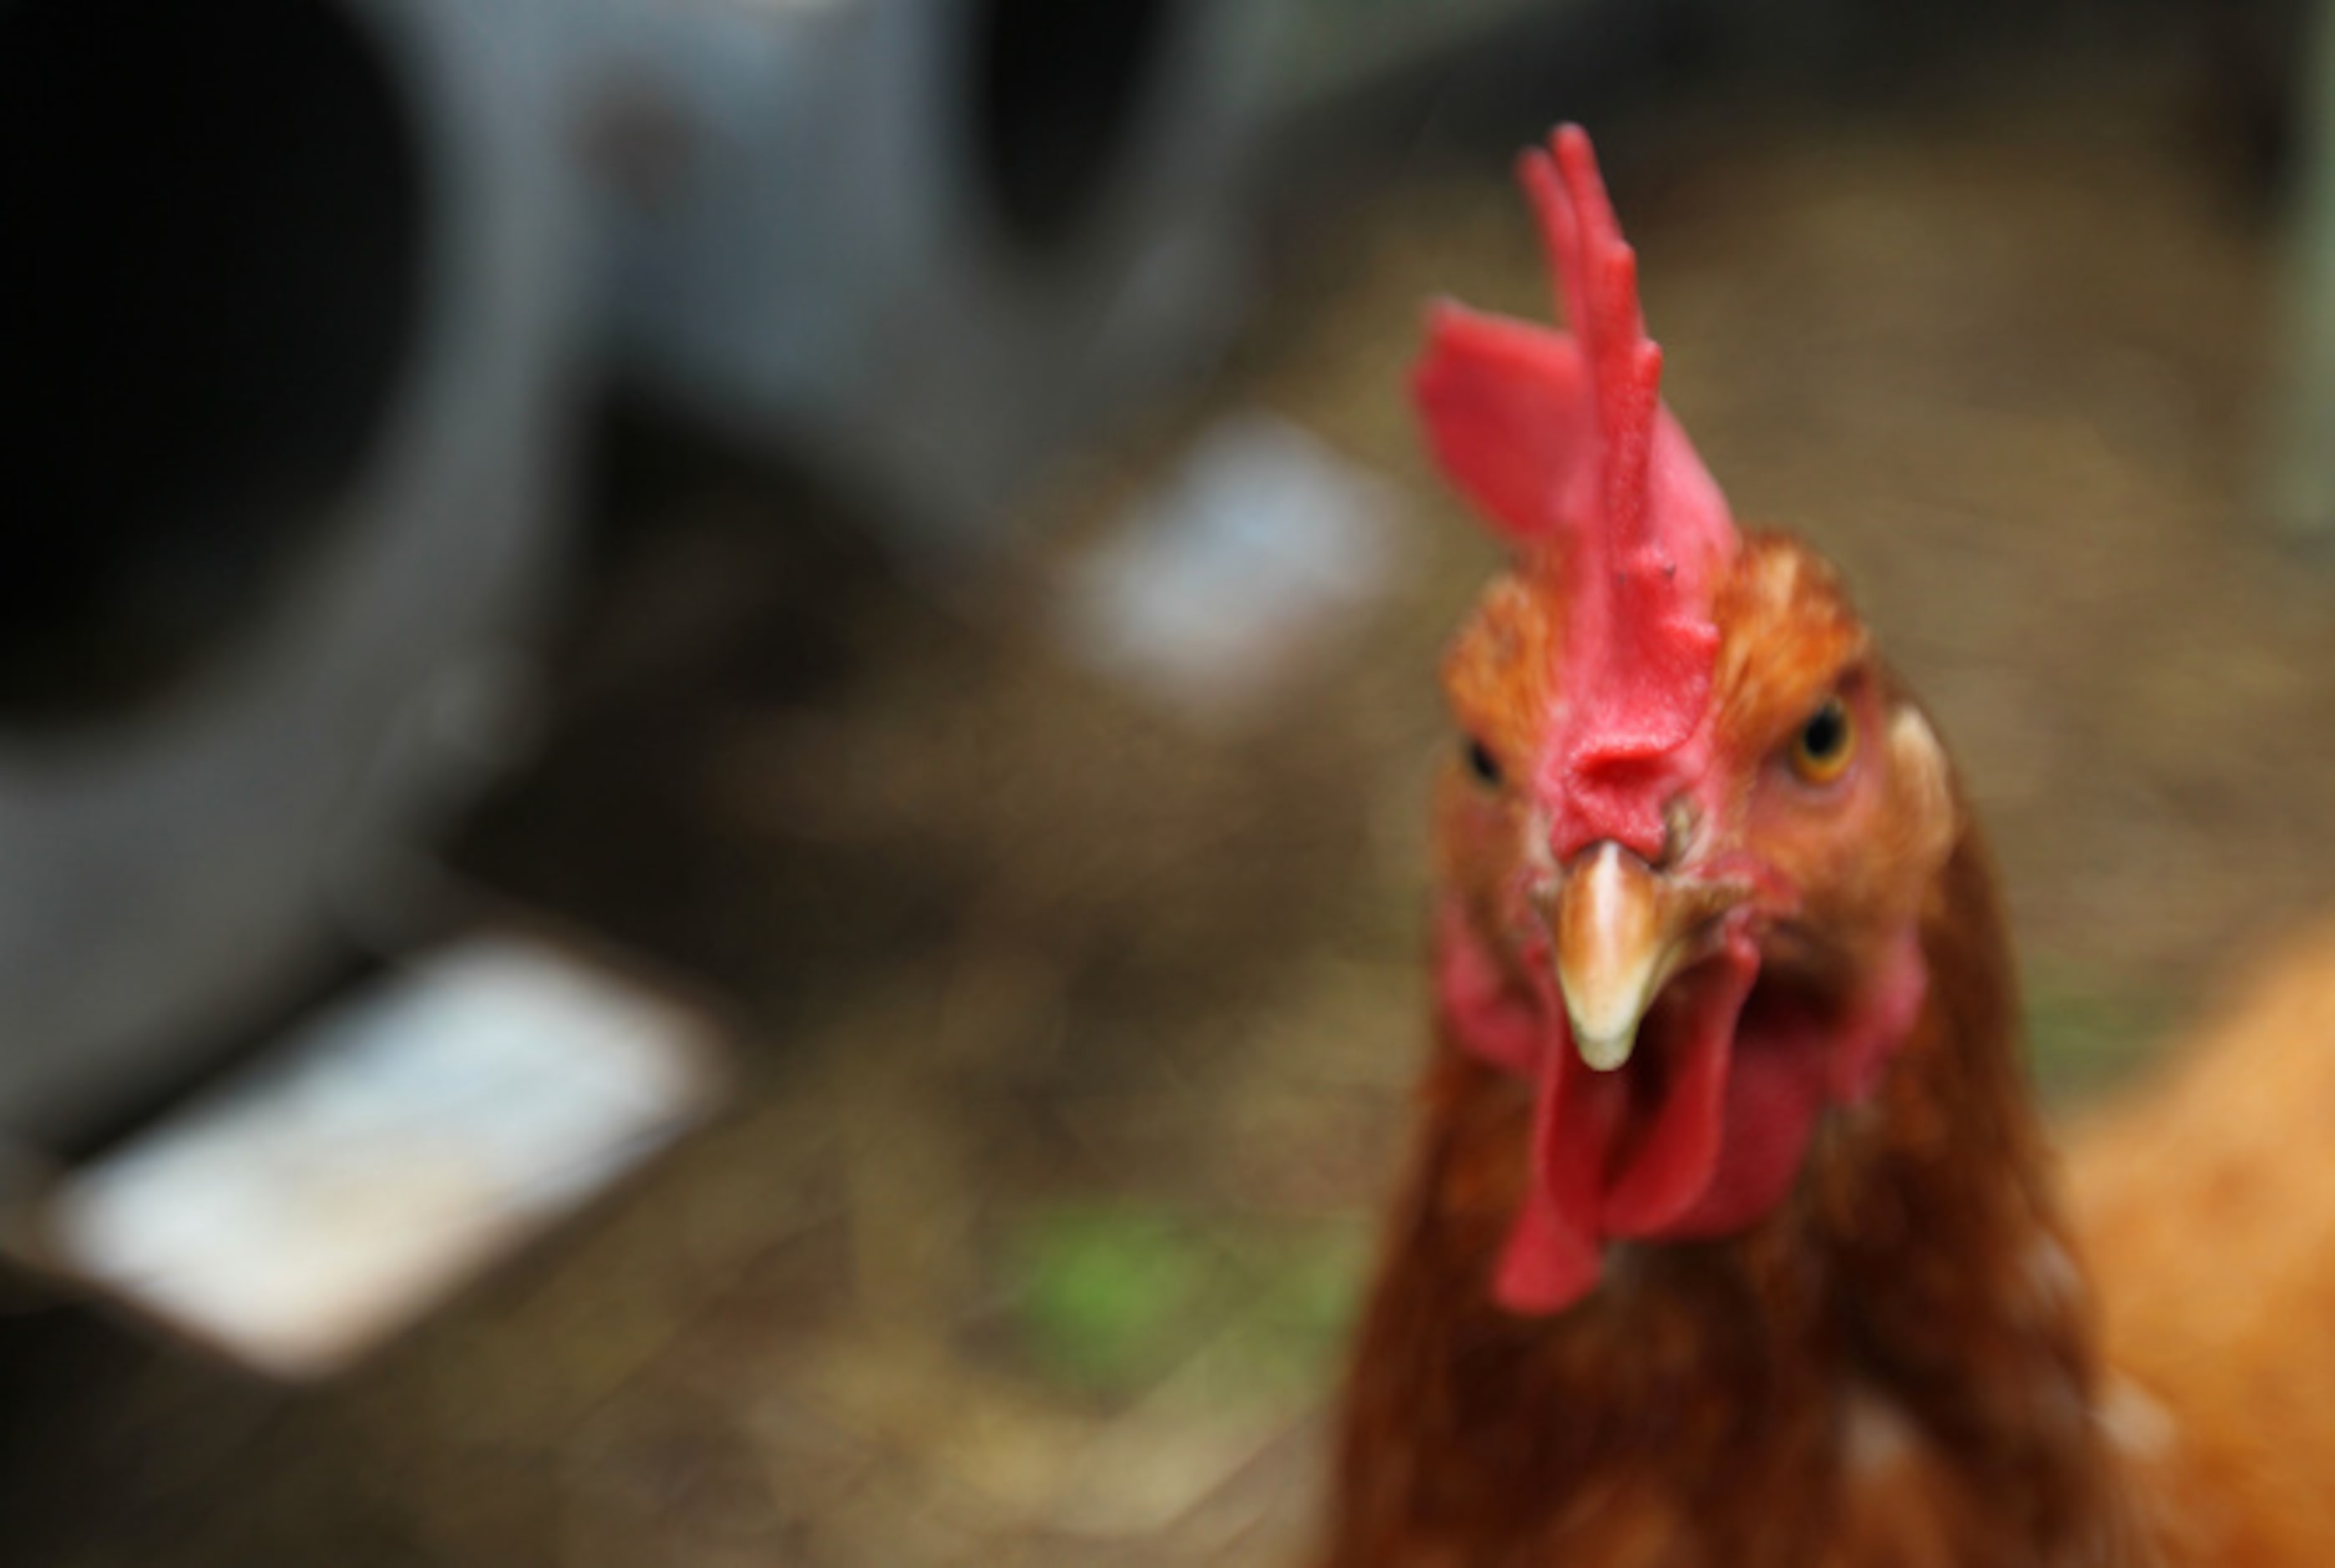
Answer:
[1415,125,1738,861]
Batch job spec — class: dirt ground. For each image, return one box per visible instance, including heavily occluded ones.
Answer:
[8,27,2335,1568]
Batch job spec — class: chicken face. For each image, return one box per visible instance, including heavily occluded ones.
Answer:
[1432,530,1958,1312]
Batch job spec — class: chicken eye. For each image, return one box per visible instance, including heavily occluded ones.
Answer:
[1790,695,1856,785]
[1464,736,1504,788]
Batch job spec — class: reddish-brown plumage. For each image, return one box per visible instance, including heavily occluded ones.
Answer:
[1331,124,2335,1566]
[1324,534,2151,1565]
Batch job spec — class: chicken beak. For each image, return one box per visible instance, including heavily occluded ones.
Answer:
[1552,842,1738,1073]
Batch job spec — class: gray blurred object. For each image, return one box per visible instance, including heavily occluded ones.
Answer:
[0,0,1576,1158]
[581,0,1284,548]
[1056,412,1396,727]
[0,0,1298,1151]
[578,0,1612,543]
[0,0,586,1142]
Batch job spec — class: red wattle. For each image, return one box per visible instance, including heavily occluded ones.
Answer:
[1436,900,1547,1076]
[1497,1045,1616,1312]
[1603,931,1759,1234]
[1655,1023,1830,1239]
[1438,908,1930,1315]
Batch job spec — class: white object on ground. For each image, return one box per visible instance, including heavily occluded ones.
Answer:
[46,935,724,1379]
[1057,412,1397,725]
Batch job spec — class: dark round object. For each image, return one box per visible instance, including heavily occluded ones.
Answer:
[0,0,428,723]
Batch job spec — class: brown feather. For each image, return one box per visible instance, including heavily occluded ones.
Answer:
[1324,531,2160,1565]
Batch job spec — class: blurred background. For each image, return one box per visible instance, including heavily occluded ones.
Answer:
[4,0,2335,1560]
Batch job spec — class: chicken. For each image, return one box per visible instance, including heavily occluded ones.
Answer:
[2064,920,2335,1566]
[1321,125,2332,1566]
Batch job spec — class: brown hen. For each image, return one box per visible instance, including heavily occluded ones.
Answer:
[1322,126,2330,1567]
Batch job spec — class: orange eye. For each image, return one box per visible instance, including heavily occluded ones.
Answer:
[1789,695,1856,785]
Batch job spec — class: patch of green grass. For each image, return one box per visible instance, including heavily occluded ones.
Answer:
[1000,1201,1370,1403]
[1005,1203,1214,1396]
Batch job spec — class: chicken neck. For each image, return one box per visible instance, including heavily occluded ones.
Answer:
[1325,828,2146,1565]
